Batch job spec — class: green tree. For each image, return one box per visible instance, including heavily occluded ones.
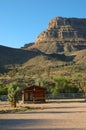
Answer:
[7,82,21,107]
[0,82,7,95]
[35,77,45,86]
[51,77,79,94]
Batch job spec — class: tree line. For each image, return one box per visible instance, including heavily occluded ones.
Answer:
[0,77,86,107]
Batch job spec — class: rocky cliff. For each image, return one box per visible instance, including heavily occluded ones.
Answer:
[32,17,86,53]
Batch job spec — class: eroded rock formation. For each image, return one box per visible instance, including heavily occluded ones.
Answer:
[34,17,86,53]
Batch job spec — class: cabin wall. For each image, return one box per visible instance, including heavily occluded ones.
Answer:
[23,86,46,103]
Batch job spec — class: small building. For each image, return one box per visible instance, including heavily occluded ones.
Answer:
[22,85,46,103]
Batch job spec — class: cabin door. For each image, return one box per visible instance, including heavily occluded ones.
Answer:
[29,92,33,101]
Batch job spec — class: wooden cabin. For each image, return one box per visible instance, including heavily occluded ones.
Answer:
[22,85,46,103]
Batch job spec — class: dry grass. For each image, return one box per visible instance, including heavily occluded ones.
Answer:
[0,101,44,114]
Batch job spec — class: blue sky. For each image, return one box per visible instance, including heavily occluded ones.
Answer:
[0,0,86,48]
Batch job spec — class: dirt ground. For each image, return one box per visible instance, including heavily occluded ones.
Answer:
[0,99,86,130]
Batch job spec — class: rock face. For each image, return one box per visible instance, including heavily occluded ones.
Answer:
[34,17,86,53]
[36,17,86,41]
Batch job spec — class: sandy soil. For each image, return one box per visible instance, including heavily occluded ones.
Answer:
[0,100,86,130]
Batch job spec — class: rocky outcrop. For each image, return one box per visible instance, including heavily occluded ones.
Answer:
[34,17,86,53]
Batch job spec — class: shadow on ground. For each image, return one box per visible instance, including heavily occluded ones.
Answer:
[0,119,85,130]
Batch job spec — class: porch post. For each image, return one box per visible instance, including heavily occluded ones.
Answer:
[22,91,24,103]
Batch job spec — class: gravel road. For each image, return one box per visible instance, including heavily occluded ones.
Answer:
[0,100,86,130]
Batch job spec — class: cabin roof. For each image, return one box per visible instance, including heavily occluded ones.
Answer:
[23,85,46,91]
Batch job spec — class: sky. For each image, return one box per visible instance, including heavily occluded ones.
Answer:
[0,0,86,48]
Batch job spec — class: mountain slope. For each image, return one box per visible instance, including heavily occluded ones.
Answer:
[1,44,82,67]
[0,45,43,66]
